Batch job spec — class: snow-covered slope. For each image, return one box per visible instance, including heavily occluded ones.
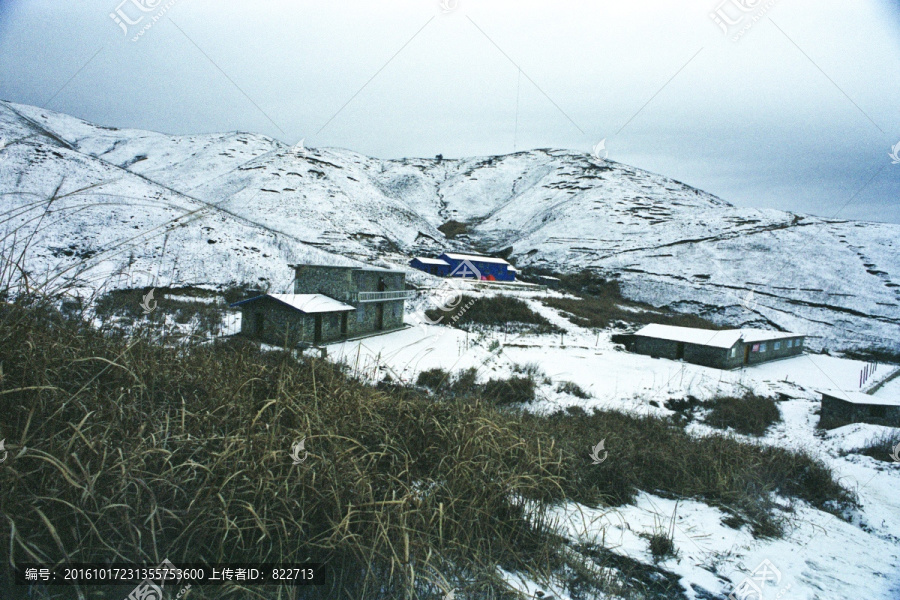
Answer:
[1,100,897,352]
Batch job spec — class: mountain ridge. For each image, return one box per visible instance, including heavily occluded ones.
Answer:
[1,100,897,352]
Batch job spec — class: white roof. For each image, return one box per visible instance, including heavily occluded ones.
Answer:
[442,252,511,266]
[413,257,451,266]
[634,324,801,349]
[507,266,519,272]
[237,293,355,313]
[818,389,900,407]
[740,330,799,343]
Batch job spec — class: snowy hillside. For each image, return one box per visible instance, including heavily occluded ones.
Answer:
[1,100,897,352]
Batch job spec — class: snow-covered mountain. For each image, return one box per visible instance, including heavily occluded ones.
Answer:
[1,100,897,352]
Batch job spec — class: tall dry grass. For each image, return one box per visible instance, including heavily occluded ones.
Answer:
[0,298,599,599]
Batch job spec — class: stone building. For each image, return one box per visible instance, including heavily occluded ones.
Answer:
[819,390,900,428]
[231,264,411,347]
[620,324,805,369]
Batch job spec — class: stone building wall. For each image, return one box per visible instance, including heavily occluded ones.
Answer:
[238,297,353,346]
[739,337,804,366]
[632,334,807,369]
[821,395,900,427]
[239,297,313,346]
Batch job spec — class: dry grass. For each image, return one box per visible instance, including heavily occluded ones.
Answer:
[0,298,593,599]
[851,430,900,463]
[0,296,856,598]
[703,394,782,437]
[425,295,562,335]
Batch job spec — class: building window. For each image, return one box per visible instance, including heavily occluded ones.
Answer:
[752,344,760,352]
[797,338,803,347]
[774,341,782,350]
[356,307,365,324]
[730,347,737,358]
[760,343,767,353]
[786,339,792,348]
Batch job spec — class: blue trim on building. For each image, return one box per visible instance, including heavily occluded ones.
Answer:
[409,258,452,277]
[439,253,516,282]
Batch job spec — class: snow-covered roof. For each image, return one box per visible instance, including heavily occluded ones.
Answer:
[818,389,900,406]
[507,266,519,272]
[740,330,800,343]
[230,293,355,313]
[441,252,511,266]
[412,257,450,266]
[634,324,801,349]
[289,264,404,274]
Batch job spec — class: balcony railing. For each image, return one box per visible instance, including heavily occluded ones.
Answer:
[357,290,416,303]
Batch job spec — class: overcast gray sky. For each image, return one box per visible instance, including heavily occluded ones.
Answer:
[1,0,898,223]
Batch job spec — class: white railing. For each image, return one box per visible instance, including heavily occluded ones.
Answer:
[357,290,416,303]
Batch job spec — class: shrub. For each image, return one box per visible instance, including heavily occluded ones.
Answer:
[426,295,562,334]
[523,408,853,537]
[513,361,545,378]
[704,393,781,437]
[852,430,900,463]
[437,220,469,238]
[416,367,450,390]
[557,381,591,399]
[450,367,479,396]
[483,376,537,406]
[646,532,677,563]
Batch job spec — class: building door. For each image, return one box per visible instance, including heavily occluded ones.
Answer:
[341,313,348,337]
[254,312,264,336]
[314,315,323,345]
[744,345,751,365]
[376,278,386,330]
[675,342,685,360]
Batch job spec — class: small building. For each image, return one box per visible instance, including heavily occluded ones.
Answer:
[231,293,355,346]
[409,256,451,277]
[538,275,561,289]
[819,390,900,428]
[439,252,517,282]
[231,264,412,346]
[621,324,804,369]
